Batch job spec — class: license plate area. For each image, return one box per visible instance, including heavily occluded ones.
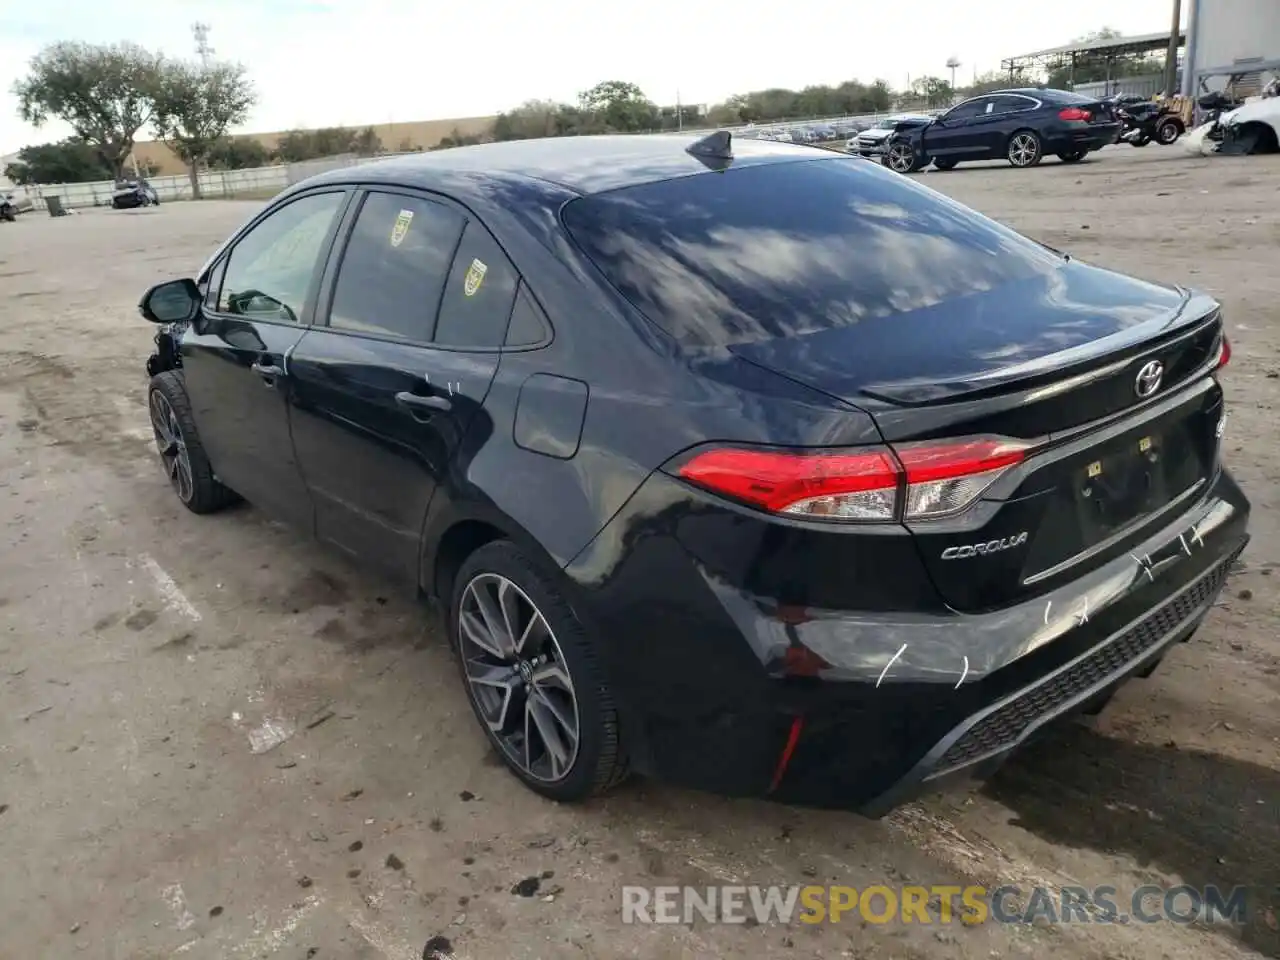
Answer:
[1022,405,1217,582]
[1074,429,1196,538]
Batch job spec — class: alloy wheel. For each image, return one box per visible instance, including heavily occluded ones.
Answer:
[150,390,194,503]
[458,573,581,782]
[885,143,915,173]
[1009,133,1039,166]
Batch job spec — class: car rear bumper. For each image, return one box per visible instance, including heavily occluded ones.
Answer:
[564,465,1249,814]
[1049,122,1123,151]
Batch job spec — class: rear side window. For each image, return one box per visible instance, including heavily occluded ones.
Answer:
[328,191,464,341]
[434,221,519,348]
[562,158,1061,348]
[996,95,1037,112]
[505,282,549,347]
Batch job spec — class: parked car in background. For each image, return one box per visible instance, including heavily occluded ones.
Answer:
[112,179,161,209]
[849,115,934,156]
[881,89,1122,173]
[135,132,1247,814]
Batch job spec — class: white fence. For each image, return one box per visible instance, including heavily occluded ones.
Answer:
[11,151,420,211]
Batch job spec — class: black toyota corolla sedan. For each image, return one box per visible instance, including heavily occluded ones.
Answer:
[138,132,1247,814]
[881,88,1122,173]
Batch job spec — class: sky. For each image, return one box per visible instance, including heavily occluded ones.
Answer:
[0,0,1181,155]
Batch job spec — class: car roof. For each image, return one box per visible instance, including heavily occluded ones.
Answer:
[302,134,829,198]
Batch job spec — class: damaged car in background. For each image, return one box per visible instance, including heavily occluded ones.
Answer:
[1187,77,1280,156]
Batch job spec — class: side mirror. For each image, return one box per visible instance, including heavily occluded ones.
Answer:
[140,279,200,324]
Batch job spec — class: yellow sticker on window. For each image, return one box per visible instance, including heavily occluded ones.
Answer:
[1138,436,1153,453]
[1087,461,1102,478]
[463,258,488,297]
[390,209,413,247]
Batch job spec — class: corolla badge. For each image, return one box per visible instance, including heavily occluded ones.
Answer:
[1134,359,1164,399]
[940,531,1029,560]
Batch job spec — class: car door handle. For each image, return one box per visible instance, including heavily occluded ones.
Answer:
[395,391,452,413]
[251,361,286,381]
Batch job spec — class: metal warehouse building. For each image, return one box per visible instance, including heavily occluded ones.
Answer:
[1183,0,1280,96]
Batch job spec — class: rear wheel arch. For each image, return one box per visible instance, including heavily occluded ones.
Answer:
[425,506,562,603]
[431,518,508,602]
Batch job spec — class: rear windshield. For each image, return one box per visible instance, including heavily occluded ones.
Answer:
[561,157,1062,348]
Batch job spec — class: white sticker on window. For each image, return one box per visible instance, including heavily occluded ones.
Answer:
[463,258,488,297]
[390,209,414,247]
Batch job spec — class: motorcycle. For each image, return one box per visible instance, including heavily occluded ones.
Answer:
[0,193,17,222]
[1113,97,1186,147]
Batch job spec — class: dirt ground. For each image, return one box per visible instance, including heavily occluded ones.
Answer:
[1,145,1278,960]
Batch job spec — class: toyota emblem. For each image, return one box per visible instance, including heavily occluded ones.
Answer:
[1134,359,1164,399]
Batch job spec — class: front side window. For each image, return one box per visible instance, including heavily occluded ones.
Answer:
[219,191,345,323]
[328,192,465,342]
[945,100,987,121]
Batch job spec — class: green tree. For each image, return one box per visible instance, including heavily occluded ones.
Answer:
[206,137,270,170]
[271,126,367,162]
[2,138,111,184]
[911,75,954,107]
[959,71,1024,97]
[13,41,164,181]
[153,60,256,198]
[352,126,383,156]
[578,80,659,132]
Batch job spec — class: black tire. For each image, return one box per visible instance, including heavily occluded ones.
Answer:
[1130,134,1151,147]
[932,158,959,171]
[1156,118,1182,145]
[1007,129,1043,167]
[882,140,923,174]
[450,540,627,802]
[0,208,14,222]
[1057,149,1088,163]
[148,370,238,514]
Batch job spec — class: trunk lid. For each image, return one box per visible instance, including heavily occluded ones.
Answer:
[730,264,1226,612]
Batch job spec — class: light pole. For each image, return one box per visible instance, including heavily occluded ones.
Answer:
[946,57,961,100]
[1164,0,1182,97]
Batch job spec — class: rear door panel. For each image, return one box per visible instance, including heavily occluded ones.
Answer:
[289,188,514,583]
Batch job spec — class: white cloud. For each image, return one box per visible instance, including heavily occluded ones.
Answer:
[1,0,1177,153]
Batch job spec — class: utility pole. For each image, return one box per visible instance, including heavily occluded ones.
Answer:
[193,22,214,68]
[676,89,683,132]
[946,57,961,95]
[1164,0,1182,97]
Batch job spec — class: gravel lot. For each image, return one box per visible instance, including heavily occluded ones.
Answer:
[1,145,1278,960]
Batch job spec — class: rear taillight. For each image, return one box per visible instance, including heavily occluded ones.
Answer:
[894,438,1029,519]
[1059,107,1093,122]
[675,437,1029,523]
[1216,334,1232,369]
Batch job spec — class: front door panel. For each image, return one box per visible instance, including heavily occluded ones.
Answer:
[181,316,311,527]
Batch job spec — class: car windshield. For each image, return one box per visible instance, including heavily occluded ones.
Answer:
[876,119,897,129]
[562,157,1062,348]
